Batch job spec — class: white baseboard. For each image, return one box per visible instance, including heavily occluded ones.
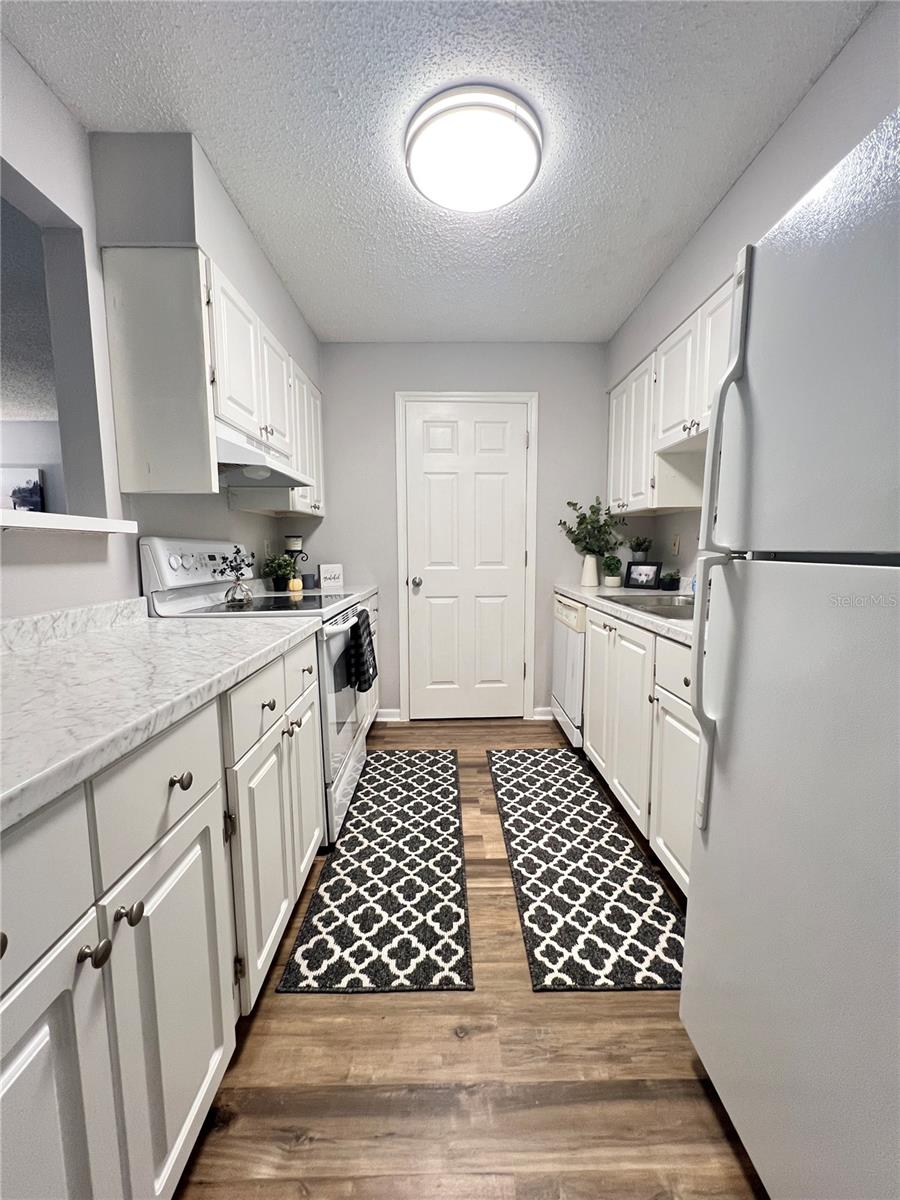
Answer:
[376,708,403,722]
[529,707,555,720]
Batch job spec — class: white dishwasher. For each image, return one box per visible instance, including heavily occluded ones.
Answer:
[551,593,586,747]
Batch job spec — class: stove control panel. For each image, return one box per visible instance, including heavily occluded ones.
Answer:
[140,537,256,595]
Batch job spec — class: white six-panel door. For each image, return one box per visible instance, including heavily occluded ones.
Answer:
[405,399,528,719]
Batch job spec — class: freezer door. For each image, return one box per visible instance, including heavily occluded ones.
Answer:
[681,560,899,1199]
[714,113,899,553]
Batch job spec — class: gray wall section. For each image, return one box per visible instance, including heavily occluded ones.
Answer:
[302,342,608,711]
[0,199,59,422]
[606,1,900,386]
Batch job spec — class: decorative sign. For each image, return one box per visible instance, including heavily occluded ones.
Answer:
[318,563,344,592]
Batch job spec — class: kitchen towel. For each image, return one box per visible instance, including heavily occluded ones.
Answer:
[349,608,378,693]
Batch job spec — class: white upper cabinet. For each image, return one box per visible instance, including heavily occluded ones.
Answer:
[98,786,235,1200]
[654,311,700,450]
[696,277,734,432]
[1,910,123,1200]
[209,262,261,439]
[607,380,628,512]
[607,352,654,513]
[627,355,654,509]
[259,323,293,457]
[306,383,326,514]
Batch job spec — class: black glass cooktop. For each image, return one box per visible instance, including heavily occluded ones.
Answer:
[189,593,354,614]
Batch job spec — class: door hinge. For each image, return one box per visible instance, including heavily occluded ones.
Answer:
[523,661,527,679]
[525,429,530,449]
[209,367,217,386]
[650,475,656,489]
[524,549,528,567]
[652,370,657,384]
[223,810,237,843]
[206,285,212,306]
[233,956,246,985]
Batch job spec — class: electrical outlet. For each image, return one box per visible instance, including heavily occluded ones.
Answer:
[671,534,681,557]
[264,538,273,559]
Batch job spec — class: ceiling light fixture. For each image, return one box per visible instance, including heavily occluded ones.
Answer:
[405,85,542,213]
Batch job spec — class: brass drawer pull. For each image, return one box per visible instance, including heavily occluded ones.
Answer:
[77,939,112,969]
[168,770,193,791]
[114,901,145,927]
[262,698,277,712]
[302,665,314,675]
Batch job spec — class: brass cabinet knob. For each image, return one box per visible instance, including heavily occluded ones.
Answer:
[0,931,7,959]
[77,939,112,969]
[683,676,691,687]
[284,724,295,738]
[168,770,193,791]
[114,901,145,927]
[261,698,277,711]
[302,665,314,675]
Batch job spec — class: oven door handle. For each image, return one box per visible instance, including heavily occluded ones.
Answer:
[323,614,359,639]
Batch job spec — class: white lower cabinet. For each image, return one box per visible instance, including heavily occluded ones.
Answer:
[584,611,615,775]
[582,610,697,887]
[99,785,235,1200]
[650,686,700,892]
[285,686,325,893]
[608,621,655,835]
[228,720,295,1013]
[0,910,123,1200]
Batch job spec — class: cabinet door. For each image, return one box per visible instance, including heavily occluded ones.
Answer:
[654,311,700,450]
[228,722,295,1013]
[583,611,615,776]
[98,786,235,1200]
[209,263,261,439]
[626,354,654,510]
[1,910,123,1200]
[307,383,325,514]
[259,323,292,457]
[290,361,311,478]
[609,620,655,834]
[285,687,326,895]
[607,380,628,511]
[696,278,733,431]
[649,687,699,893]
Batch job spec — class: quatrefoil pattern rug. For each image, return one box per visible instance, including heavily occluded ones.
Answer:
[278,749,473,993]
[488,747,685,990]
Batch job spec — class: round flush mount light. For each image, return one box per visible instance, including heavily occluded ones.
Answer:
[405,85,542,213]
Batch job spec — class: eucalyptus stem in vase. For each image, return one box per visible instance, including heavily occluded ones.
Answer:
[213,545,256,607]
[558,497,625,587]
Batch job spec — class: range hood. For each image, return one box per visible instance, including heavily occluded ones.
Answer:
[215,421,314,489]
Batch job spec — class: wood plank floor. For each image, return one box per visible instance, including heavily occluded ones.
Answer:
[177,719,765,1200]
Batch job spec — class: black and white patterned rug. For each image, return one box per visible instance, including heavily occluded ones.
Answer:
[278,749,474,993]
[487,747,685,991]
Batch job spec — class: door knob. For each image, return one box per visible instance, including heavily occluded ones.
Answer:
[411,576,423,588]
[114,900,145,927]
[77,939,112,969]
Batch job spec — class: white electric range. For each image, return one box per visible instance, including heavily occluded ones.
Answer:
[140,537,378,843]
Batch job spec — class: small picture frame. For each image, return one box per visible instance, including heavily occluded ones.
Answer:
[318,563,344,592]
[624,561,662,589]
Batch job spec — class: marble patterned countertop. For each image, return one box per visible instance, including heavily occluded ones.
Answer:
[0,598,321,830]
[554,582,695,647]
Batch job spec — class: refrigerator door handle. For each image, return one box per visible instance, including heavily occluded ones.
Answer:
[691,551,730,829]
[698,244,754,554]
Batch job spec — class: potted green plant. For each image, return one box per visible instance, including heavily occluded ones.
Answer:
[660,569,681,592]
[628,535,653,563]
[261,553,295,592]
[559,497,625,588]
[602,554,623,587]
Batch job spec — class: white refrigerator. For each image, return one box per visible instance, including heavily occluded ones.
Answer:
[681,112,900,1200]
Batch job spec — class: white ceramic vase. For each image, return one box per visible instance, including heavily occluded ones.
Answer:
[580,554,600,587]
[604,575,622,587]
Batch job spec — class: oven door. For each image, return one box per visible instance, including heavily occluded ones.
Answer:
[319,613,363,782]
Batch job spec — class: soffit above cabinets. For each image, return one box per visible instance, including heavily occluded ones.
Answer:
[2,1,874,341]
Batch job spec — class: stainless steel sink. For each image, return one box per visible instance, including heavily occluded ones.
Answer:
[609,594,695,620]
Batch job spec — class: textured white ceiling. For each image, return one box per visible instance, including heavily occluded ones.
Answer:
[2,1,873,342]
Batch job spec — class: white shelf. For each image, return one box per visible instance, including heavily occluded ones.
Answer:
[0,510,138,534]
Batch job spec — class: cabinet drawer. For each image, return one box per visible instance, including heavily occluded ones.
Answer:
[224,657,285,765]
[92,702,222,890]
[284,636,318,705]
[655,636,693,701]
[1,786,94,992]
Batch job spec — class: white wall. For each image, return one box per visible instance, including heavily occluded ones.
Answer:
[607,1,900,386]
[303,342,608,711]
